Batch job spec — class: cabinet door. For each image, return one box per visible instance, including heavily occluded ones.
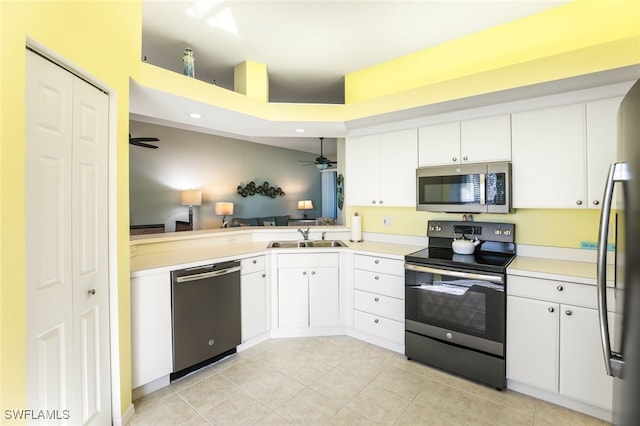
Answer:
[241,270,267,341]
[131,272,173,388]
[511,103,586,208]
[559,305,613,410]
[506,296,559,393]
[586,97,622,209]
[378,129,417,206]
[345,134,379,206]
[460,114,511,163]
[278,268,309,328]
[418,122,460,166]
[309,267,340,327]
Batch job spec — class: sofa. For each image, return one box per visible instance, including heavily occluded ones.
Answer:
[230,215,290,227]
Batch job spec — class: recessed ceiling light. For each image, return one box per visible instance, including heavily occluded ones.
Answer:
[190,113,202,119]
[296,128,305,133]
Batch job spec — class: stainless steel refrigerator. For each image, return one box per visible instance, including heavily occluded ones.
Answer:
[597,78,640,425]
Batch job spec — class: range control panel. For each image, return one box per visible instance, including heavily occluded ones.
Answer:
[427,220,515,244]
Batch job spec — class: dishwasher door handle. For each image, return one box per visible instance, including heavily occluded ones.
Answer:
[176,266,241,283]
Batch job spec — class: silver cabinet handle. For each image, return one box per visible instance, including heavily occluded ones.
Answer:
[593,200,600,206]
[597,162,629,378]
[372,200,376,204]
[374,297,379,302]
[374,276,379,280]
[261,274,266,278]
[556,285,563,291]
[311,271,316,275]
[374,319,379,324]
[463,156,468,161]
[252,259,257,264]
[302,271,307,276]
[88,288,96,296]
[548,307,555,313]
[576,200,583,206]
[379,200,384,204]
[374,260,379,264]
[452,157,457,162]
[565,310,572,316]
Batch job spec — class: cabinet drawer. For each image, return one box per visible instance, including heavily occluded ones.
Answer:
[241,255,265,275]
[354,290,404,322]
[354,310,404,344]
[508,275,605,309]
[278,253,339,268]
[354,269,404,299]
[354,254,404,276]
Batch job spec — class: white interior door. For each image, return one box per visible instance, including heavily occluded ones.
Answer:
[26,50,111,425]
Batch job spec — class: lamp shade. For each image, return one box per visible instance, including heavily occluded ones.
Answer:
[181,190,202,206]
[215,202,234,216]
[297,200,314,210]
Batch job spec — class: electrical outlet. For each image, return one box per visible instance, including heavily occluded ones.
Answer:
[383,216,392,227]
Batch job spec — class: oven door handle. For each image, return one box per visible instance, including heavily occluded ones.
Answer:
[404,263,504,284]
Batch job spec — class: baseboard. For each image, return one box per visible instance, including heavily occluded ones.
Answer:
[132,375,170,401]
[113,403,135,426]
[269,326,346,338]
[507,380,612,422]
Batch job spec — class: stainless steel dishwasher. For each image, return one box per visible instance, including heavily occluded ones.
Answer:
[170,260,241,378]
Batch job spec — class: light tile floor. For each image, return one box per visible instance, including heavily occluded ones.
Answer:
[131,336,609,425]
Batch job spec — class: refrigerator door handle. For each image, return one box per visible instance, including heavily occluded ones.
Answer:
[597,162,629,378]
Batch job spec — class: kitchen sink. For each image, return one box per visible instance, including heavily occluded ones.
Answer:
[267,240,347,249]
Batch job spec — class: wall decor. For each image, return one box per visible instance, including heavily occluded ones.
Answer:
[183,47,195,77]
[237,181,285,198]
[337,173,344,210]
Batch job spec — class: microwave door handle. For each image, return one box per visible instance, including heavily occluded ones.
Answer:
[597,162,629,378]
[479,173,486,205]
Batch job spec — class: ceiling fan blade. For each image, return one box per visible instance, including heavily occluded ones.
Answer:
[130,137,160,142]
[129,140,159,149]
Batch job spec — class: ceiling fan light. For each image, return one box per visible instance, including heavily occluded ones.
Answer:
[316,163,328,170]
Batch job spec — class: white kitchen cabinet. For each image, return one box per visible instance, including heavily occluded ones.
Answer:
[241,256,267,341]
[512,98,621,209]
[418,114,511,166]
[507,275,613,411]
[586,97,623,209]
[346,129,417,207]
[131,271,173,389]
[352,254,405,345]
[511,103,586,208]
[277,253,339,328]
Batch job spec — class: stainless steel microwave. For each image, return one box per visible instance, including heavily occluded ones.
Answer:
[416,162,512,213]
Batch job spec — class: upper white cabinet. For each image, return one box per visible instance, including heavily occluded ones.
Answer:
[512,98,621,209]
[418,114,511,166]
[346,129,417,207]
[586,97,623,208]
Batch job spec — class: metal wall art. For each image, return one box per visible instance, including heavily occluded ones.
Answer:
[237,181,285,198]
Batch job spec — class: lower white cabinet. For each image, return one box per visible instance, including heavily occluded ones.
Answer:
[507,275,613,410]
[241,256,267,341]
[277,253,339,328]
[352,254,405,344]
[131,271,172,389]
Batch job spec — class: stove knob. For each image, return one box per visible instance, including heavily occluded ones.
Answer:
[494,229,502,235]
[428,225,435,231]
[435,226,442,232]
[504,229,511,236]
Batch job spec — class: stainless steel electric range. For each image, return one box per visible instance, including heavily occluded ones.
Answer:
[404,220,516,389]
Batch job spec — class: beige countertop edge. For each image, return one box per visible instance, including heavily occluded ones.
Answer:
[508,256,615,286]
[130,240,423,275]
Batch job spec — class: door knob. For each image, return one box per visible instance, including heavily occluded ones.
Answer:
[88,288,96,296]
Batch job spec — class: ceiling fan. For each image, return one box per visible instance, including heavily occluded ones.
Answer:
[299,137,336,170]
[129,134,159,149]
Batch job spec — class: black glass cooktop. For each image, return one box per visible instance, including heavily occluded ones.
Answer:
[405,246,516,274]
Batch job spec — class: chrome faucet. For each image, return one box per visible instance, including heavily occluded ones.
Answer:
[321,231,326,241]
[298,228,310,240]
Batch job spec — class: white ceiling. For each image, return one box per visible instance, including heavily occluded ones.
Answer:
[136,0,571,154]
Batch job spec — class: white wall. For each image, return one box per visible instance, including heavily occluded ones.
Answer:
[129,121,323,231]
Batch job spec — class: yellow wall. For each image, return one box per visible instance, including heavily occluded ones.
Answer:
[345,206,608,249]
[345,0,640,112]
[0,0,141,417]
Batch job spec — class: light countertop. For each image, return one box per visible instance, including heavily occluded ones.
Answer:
[508,256,614,286]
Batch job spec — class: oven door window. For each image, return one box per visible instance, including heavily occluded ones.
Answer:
[406,267,504,343]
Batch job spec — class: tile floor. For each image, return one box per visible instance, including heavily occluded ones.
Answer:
[131,336,609,425]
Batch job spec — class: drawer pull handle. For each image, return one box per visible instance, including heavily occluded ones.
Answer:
[374,276,379,280]
[261,274,266,278]
[252,260,257,264]
[565,310,572,316]
[303,271,307,276]
[556,285,564,291]
[374,297,379,302]
[374,319,379,324]
[311,271,316,275]
[548,307,555,313]
[374,260,379,264]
